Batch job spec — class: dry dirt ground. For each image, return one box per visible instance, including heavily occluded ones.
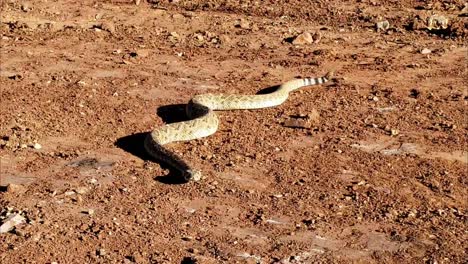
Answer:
[1,0,467,263]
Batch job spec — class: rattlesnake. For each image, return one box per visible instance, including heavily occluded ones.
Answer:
[144,72,333,182]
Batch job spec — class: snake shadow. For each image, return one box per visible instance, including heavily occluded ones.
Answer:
[115,103,193,185]
[156,103,189,123]
[115,132,188,185]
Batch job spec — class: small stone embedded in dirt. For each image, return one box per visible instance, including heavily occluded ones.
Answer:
[75,187,88,194]
[82,209,94,215]
[100,22,116,34]
[292,32,313,45]
[97,248,106,256]
[21,3,32,12]
[0,213,26,233]
[64,190,76,196]
[181,236,193,241]
[311,32,322,43]
[33,143,42,149]
[420,48,431,54]
[427,15,448,30]
[168,31,180,43]
[390,129,399,136]
[235,18,250,29]
[6,184,26,194]
[283,118,310,129]
[376,20,390,32]
[135,49,150,57]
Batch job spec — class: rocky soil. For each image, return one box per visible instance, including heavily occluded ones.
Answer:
[1,0,467,263]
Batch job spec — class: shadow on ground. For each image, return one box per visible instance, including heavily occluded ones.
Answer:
[115,101,205,185]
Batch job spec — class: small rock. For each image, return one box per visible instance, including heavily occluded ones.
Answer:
[427,15,448,30]
[182,236,193,241]
[6,184,26,194]
[135,49,150,58]
[168,31,180,43]
[33,143,42,149]
[283,118,311,129]
[0,213,26,233]
[21,3,31,12]
[13,228,26,236]
[421,48,432,54]
[64,191,76,196]
[390,129,399,136]
[376,20,390,32]
[172,13,185,20]
[100,22,115,34]
[236,19,250,29]
[89,178,98,184]
[292,32,313,45]
[82,209,94,215]
[75,187,88,194]
[97,248,106,256]
[311,32,322,43]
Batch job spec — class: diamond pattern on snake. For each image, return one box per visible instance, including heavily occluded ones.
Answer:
[144,72,334,182]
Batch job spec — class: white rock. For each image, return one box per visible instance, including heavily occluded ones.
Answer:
[421,48,432,54]
[376,20,390,31]
[75,187,88,194]
[33,143,42,149]
[292,32,313,45]
[0,213,26,233]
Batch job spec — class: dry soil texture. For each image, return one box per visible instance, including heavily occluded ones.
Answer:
[1,0,467,263]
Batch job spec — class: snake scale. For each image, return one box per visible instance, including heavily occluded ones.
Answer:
[144,72,333,182]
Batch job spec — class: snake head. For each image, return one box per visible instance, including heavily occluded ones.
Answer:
[183,169,202,182]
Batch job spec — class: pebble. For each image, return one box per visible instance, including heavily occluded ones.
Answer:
[292,32,313,45]
[236,19,250,29]
[75,187,88,194]
[283,118,305,128]
[311,32,322,43]
[33,143,42,149]
[6,183,25,194]
[0,213,26,233]
[21,3,31,12]
[89,178,98,184]
[376,20,390,32]
[421,48,432,54]
[83,209,94,215]
[427,15,448,30]
[97,248,106,256]
[390,129,399,136]
[100,22,115,34]
[64,191,76,196]
[135,49,150,58]
[181,236,193,241]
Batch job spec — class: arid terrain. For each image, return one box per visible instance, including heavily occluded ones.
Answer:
[1,0,467,263]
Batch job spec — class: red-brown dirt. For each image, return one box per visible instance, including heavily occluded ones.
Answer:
[1,0,467,263]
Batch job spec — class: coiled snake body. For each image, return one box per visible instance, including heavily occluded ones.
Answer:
[144,72,333,181]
